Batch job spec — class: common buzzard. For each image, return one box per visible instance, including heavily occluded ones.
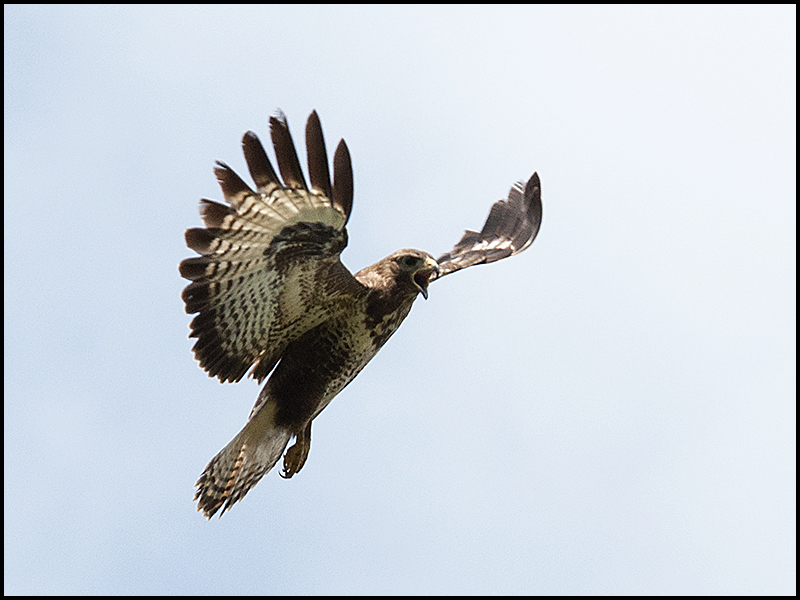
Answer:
[181,111,542,518]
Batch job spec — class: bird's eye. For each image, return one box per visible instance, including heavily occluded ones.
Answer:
[402,256,419,267]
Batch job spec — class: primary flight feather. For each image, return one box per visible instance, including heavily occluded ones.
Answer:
[181,110,542,518]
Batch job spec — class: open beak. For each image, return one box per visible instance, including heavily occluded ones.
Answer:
[414,258,440,300]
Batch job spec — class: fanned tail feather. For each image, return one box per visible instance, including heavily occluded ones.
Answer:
[194,399,291,519]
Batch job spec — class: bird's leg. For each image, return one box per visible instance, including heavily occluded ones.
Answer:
[281,421,312,478]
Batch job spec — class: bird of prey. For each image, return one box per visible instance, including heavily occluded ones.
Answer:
[181,110,542,518]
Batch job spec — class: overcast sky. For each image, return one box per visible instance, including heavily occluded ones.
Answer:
[4,5,795,595]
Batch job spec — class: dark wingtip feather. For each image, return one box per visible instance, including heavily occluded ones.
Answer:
[332,139,353,224]
[184,228,216,255]
[522,172,542,251]
[305,110,332,199]
[269,111,307,190]
[214,161,254,202]
[198,199,233,229]
[179,257,210,282]
[242,131,279,190]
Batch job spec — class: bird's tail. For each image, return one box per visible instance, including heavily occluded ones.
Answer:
[194,398,291,519]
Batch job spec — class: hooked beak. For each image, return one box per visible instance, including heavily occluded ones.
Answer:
[413,258,440,300]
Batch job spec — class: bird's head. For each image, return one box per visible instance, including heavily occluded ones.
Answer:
[388,249,439,299]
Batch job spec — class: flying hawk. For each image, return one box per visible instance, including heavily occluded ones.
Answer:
[181,111,542,518]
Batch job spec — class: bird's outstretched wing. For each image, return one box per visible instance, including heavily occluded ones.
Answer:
[433,173,541,279]
[179,111,356,383]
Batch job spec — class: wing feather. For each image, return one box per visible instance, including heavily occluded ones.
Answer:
[434,172,541,278]
[305,110,332,200]
[332,139,353,224]
[180,111,357,383]
[242,131,280,191]
[270,110,307,190]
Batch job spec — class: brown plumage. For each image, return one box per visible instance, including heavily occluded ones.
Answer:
[181,110,542,518]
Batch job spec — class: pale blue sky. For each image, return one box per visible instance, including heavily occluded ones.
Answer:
[4,5,795,595]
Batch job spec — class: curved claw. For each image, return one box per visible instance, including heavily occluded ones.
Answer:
[281,423,311,478]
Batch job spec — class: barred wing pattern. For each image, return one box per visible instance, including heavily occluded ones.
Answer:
[179,111,354,383]
[433,173,541,279]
